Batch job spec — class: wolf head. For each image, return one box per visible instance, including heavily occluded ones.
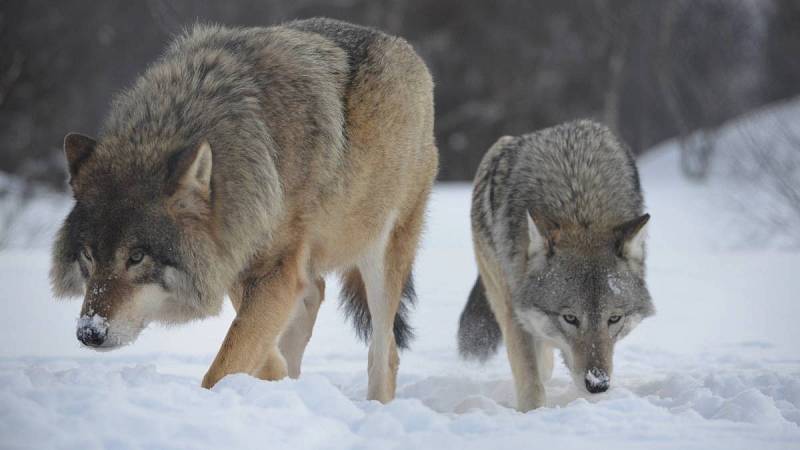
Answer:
[515,211,654,394]
[50,133,225,350]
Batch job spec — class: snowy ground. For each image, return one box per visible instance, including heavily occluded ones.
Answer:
[2,107,800,449]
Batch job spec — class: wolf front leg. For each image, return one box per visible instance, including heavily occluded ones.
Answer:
[278,278,325,379]
[201,255,305,389]
[500,312,547,411]
[475,252,547,411]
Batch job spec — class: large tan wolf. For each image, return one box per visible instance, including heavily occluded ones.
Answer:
[458,121,654,411]
[50,18,438,403]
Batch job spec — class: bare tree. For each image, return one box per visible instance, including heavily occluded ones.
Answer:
[655,0,767,181]
[0,0,794,185]
[0,178,36,249]
[726,111,800,247]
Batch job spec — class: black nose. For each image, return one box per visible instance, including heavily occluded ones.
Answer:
[77,326,106,347]
[585,368,610,393]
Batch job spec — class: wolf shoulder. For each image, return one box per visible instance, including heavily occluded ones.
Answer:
[475,121,643,220]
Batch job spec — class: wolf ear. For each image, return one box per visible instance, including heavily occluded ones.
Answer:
[167,141,213,195]
[614,214,650,261]
[64,133,97,183]
[527,211,560,261]
[166,141,213,217]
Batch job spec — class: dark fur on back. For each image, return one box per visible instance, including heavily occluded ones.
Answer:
[291,18,418,350]
[458,276,502,361]
[340,269,415,350]
[287,18,383,85]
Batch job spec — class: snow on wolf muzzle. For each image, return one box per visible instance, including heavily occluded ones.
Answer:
[76,315,108,347]
[585,367,610,393]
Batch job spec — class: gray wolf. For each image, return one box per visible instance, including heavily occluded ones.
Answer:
[50,18,438,403]
[457,120,653,411]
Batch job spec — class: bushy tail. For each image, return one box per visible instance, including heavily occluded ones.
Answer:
[458,276,502,362]
[339,269,415,350]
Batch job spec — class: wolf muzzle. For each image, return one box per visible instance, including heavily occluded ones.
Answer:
[584,367,610,393]
[76,315,109,348]
[77,326,106,347]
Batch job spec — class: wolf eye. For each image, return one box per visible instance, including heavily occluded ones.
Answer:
[562,314,579,326]
[128,249,145,265]
[608,315,622,324]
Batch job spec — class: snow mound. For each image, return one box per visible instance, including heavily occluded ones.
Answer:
[1,357,798,450]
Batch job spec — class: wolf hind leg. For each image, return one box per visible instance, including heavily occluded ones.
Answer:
[358,213,402,404]
[359,257,398,403]
[277,277,325,379]
[361,190,428,403]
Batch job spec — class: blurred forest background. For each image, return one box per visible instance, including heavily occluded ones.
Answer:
[0,0,799,186]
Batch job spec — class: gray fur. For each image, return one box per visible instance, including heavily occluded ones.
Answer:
[458,276,502,361]
[460,120,654,409]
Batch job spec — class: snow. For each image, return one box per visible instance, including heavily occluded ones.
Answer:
[1,103,800,448]
[607,275,623,295]
[77,314,107,331]
[585,368,609,389]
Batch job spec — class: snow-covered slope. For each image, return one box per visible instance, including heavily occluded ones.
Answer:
[1,105,799,449]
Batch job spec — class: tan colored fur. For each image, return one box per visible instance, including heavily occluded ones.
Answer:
[278,278,325,379]
[195,27,438,398]
[52,20,437,403]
